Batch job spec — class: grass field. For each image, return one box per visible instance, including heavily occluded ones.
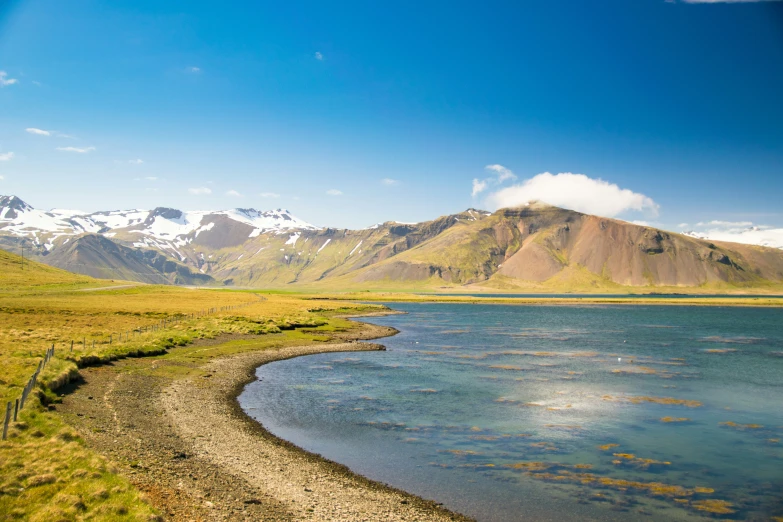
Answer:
[2,248,782,520]
[0,250,386,521]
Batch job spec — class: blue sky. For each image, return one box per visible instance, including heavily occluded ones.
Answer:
[0,0,782,235]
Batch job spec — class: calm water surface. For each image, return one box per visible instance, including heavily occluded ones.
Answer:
[240,304,783,521]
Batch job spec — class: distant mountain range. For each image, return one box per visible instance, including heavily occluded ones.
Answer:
[2,195,783,291]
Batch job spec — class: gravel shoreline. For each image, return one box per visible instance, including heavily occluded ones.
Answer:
[59,320,473,521]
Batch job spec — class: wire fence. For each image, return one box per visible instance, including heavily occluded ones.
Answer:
[2,301,252,440]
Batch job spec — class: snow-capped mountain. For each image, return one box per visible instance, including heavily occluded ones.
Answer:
[682,227,783,250]
[0,195,319,252]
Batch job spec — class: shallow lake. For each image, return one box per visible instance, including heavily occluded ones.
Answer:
[239,304,783,521]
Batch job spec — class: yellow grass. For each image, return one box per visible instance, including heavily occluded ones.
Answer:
[0,254,386,520]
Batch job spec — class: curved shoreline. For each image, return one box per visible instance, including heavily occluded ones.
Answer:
[161,319,474,521]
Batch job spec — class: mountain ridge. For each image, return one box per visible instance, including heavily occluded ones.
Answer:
[2,195,783,291]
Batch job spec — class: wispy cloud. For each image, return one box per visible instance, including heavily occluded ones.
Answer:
[0,71,18,87]
[0,152,14,161]
[27,127,76,138]
[188,187,212,195]
[225,189,243,197]
[484,172,659,218]
[381,178,399,186]
[187,66,201,73]
[484,164,517,183]
[0,175,4,180]
[314,51,324,61]
[260,192,281,198]
[31,80,41,87]
[144,176,157,181]
[128,158,144,165]
[326,189,343,196]
[56,146,95,153]
[471,179,488,197]
[472,164,518,197]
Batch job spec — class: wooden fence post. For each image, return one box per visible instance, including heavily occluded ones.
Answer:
[2,402,11,440]
[13,399,19,421]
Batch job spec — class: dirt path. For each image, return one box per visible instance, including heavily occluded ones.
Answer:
[57,326,472,521]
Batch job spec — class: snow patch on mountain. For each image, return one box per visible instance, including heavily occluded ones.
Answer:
[316,238,331,254]
[0,197,319,248]
[683,225,783,250]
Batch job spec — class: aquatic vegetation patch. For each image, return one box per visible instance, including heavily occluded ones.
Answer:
[690,499,735,515]
[489,364,526,371]
[443,449,481,456]
[626,396,703,408]
[700,336,764,344]
[660,417,691,423]
[409,388,438,393]
[598,443,620,451]
[529,441,560,452]
[611,454,671,470]
[611,366,658,374]
[469,435,499,441]
[543,424,583,431]
[701,348,738,354]
[718,421,763,430]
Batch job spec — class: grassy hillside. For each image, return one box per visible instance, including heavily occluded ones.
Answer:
[0,255,386,521]
[0,248,98,290]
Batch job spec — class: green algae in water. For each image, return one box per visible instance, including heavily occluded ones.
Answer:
[241,304,783,522]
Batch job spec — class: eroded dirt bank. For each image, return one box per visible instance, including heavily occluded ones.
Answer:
[58,322,472,521]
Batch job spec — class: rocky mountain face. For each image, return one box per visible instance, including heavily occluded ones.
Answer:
[2,196,783,290]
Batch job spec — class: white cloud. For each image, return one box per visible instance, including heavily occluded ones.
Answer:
[32,80,41,86]
[485,164,517,183]
[472,164,517,198]
[56,146,95,153]
[26,128,51,136]
[57,133,76,139]
[683,221,783,249]
[326,189,343,196]
[0,175,4,180]
[315,51,324,61]
[381,178,399,186]
[471,178,488,197]
[696,220,753,227]
[188,187,212,195]
[225,189,243,197]
[260,192,281,198]
[129,159,144,165]
[187,66,201,73]
[0,152,14,161]
[144,176,157,181]
[0,71,18,87]
[485,172,660,218]
[677,223,689,229]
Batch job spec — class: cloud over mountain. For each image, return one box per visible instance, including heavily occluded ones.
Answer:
[485,172,659,218]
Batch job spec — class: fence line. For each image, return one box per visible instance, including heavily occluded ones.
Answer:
[2,301,252,440]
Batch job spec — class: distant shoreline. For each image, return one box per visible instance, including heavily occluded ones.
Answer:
[310,293,783,308]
